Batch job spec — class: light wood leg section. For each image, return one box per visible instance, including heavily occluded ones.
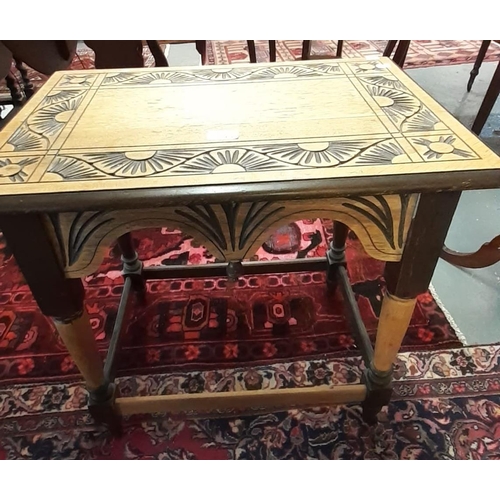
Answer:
[373,293,417,373]
[53,310,105,391]
[362,292,416,424]
[54,310,121,434]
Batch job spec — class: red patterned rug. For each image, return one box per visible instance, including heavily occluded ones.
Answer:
[2,40,500,97]
[1,345,499,459]
[207,40,500,67]
[0,219,460,387]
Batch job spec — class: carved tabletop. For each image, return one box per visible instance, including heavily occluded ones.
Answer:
[1,57,499,212]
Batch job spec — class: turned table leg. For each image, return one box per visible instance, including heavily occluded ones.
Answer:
[363,192,461,423]
[326,220,349,290]
[0,213,120,432]
[117,232,146,298]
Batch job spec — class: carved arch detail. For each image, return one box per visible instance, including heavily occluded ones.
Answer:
[44,194,418,278]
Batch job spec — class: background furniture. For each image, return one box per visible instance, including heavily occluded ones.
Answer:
[440,48,500,269]
[470,57,500,135]
[383,40,411,68]
[467,40,500,92]
[302,40,343,60]
[247,40,277,63]
[84,41,207,69]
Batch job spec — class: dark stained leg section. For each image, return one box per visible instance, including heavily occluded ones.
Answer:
[336,40,344,58]
[247,40,257,63]
[468,40,491,92]
[195,40,207,65]
[392,40,410,68]
[0,213,121,433]
[363,192,461,423]
[84,40,144,69]
[146,40,168,67]
[302,40,311,60]
[269,40,277,62]
[383,40,397,58]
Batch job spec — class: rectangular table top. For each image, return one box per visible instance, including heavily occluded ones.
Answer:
[0,57,499,211]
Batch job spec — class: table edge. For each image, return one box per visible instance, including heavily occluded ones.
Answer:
[0,169,499,214]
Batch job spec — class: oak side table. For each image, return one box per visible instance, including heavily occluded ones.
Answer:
[0,58,499,429]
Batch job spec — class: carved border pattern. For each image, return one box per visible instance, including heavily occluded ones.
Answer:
[100,63,344,87]
[42,138,414,181]
[46,194,418,278]
[0,62,481,189]
[361,79,461,137]
[1,89,88,154]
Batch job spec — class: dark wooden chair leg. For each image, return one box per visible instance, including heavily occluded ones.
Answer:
[468,40,491,92]
[13,58,34,98]
[326,221,349,291]
[471,60,500,135]
[247,40,257,63]
[336,40,344,58]
[146,40,168,67]
[383,40,398,57]
[269,40,277,62]
[392,40,410,68]
[302,40,311,60]
[195,40,207,65]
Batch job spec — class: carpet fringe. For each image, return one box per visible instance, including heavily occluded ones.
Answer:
[429,283,468,346]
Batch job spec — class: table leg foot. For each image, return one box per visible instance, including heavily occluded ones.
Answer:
[89,382,122,437]
[361,363,393,424]
[364,293,416,421]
